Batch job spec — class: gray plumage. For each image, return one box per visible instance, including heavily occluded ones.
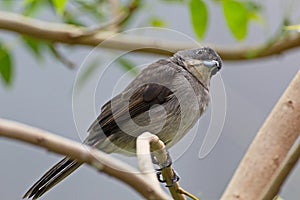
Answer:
[23,47,222,199]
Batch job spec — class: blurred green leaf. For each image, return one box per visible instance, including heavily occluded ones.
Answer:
[63,18,85,26]
[22,0,46,16]
[0,44,13,86]
[223,0,248,41]
[1,0,14,8]
[63,11,85,26]
[22,36,45,60]
[189,0,208,40]
[245,1,262,13]
[74,0,105,20]
[118,58,139,76]
[248,12,263,24]
[160,0,185,3]
[285,24,300,31]
[46,44,75,68]
[150,17,167,27]
[245,1,263,24]
[51,0,68,15]
[24,0,35,4]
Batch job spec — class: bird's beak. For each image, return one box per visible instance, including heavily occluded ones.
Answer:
[202,60,220,68]
[202,60,221,76]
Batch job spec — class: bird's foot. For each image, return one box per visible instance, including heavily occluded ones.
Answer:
[156,169,180,187]
[151,150,180,187]
[151,149,172,169]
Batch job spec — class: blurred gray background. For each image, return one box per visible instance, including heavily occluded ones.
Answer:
[1,1,300,199]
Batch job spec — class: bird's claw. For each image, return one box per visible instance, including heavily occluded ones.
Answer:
[151,150,179,187]
[156,169,180,187]
[151,150,172,169]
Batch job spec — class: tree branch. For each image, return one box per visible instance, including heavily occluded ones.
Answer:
[136,132,186,200]
[0,118,170,200]
[260,138,300,200]
[220,70,300,200]
[136,132,162,191]
[0,11,300,60]
[79,0,140,35]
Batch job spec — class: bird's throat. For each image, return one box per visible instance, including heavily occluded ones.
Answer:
[170,57,209,91]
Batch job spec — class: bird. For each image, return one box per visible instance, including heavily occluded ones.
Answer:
[23,47,222,199]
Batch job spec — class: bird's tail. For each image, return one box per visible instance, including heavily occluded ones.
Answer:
[23,157,82,199]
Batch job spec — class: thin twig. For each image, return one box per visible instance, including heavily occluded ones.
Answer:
[49,44,75,69]
[82,13,127,35]
[0,118,170,200]
[178,187,199,200]
[117,0,140,28]
[78,0,140,36]
[1,11,300,60]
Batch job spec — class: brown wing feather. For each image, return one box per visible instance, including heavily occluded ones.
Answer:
[85,83,173,145]
[85,59,177,145]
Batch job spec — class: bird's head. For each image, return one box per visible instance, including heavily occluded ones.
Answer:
[173,47,222,88]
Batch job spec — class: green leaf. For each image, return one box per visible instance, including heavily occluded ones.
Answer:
[160,0,185,3]
[189,0,208,40]
[118,58,139,76]
[73,0,105,20]
[22,0,46,16]
[22,36,44,60]
[285,24,300,31]
[150,17,167,27]
[223,0,248,41]
[51,0,68,15]
[23,0,35,4]
[46,44,75,68]
[0,44,13,86]
[1,0,14,8]
[245,1,262,13]
[245,1,264,24]
[63,11,85,26]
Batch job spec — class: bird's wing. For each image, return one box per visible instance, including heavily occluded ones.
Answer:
[85,59,178,145]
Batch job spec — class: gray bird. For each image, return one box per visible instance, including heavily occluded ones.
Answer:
[23,47,222,199]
